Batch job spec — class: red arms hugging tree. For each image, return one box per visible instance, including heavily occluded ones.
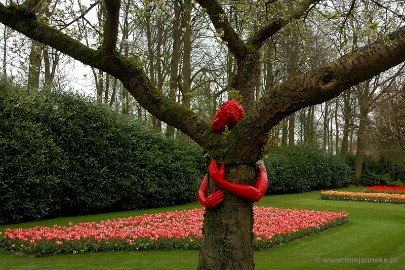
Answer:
[197,100,269,208]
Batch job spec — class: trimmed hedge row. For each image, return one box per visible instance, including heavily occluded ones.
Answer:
[1,79,353,224]
[0,80,205,224]
[265,145,351,194]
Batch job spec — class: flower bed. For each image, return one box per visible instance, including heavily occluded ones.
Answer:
[0,207,348,255]
[321,190,405,204]
[364,186,405,194]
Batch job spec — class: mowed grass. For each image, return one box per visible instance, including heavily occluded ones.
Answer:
[1,187,404,270]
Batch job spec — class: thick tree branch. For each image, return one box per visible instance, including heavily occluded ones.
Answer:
[22,0,43,11]
[255,26,405,128]
[231,25,405,161]
[248,0,320,50]
[0,3,211,146]
[195,0,247,59]
[102,0,120,55]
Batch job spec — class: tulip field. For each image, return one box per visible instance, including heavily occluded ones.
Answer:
[364,185,405,194]
[321,189,405,204]
[0,188,404,270]
[0,206,347,255]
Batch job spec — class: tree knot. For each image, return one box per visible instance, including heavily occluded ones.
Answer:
[319,70,337,91]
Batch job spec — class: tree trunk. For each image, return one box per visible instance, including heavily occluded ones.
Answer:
[306,106,315,145]
[323,102,329,150]
[264,40,274,93]
[329,114,334,153]
[181,0,192,110]
[2,24,7,75]
[145,4,161,130]
[354,89,370,184]
[96,69,103,101]
[281,118,288,146]
[43,46,58,86]
[198,164,256,270]
[340,90,352,156]
[104,73,110,104]
[121,87,129,114]
[231,52,260,109]
[27,40,41,89]
[334,98,339,153]
[166,0,181,138]
[288,114,295,145]
[109,77,118,107]
[354,117,366,184]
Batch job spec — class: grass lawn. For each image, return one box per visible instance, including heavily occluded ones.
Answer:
[1,187,404,270]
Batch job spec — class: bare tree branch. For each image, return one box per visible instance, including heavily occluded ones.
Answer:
[255,26,405,128]
[102,0,120,55]
[60,0,100,30]
[369,0,405,22]
[248,0,320,50]
[230,25,405,159]
[341,0,357,30]
[195,0,247,59]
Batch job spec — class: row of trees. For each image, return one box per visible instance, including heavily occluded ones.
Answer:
[0,0,404,268]
[1,1,403,184]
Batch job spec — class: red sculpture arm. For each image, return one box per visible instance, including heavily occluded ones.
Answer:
[208,160,268,202]
[197,175,225,208]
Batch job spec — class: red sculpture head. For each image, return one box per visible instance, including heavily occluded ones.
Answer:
[211,99,244,132]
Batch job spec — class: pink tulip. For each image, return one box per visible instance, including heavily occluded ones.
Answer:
[1,207,348,254]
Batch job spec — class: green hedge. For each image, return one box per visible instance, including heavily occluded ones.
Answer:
[0,79,356,223]
[0,80,205,224]
[265,145,351,194]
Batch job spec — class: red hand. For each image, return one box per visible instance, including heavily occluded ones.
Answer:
[197,175,224,208]
[208,160,268,202]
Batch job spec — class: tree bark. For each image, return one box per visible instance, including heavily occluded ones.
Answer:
[340,90,352,156]
[27,40,41,89]
[43,46,58,86]
[288,115,295,145]
[198,164,256,270]
[2,23,7,75]
[281,118,288,146]
[354,87,370,184]
[181,0,192,110]
[232,52,260,110]
[323,102,329,150]
[166,0,181,138]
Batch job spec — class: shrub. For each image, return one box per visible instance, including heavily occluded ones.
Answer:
[265,145,351,194]
[387,180,403,187]
[361,172,391,186]
[345,154,405,186]
[0,79,204,224]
